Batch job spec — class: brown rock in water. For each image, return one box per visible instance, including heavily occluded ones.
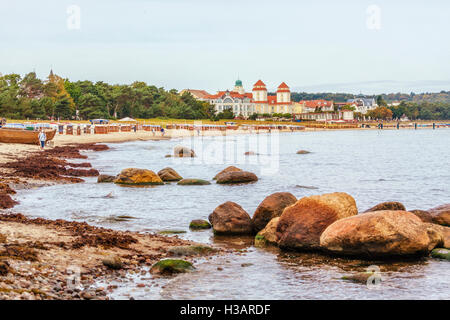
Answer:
[216,171,258,184]
[320,210,444,258]
[276,192,357,250]
[364,201,406,212]
[114,168,163,185]
[157,167,182,181]
[409,210,433,223]
[97,174,116,183]
[213,166,242,180]
[296,150,310,154]
[252,192,297,232]
[428,204,450,226]
[177,179,210,185]
[173,146,196,158]
[244,151,256,156]
[208,201,253,235]
[425,223,450,248]
[256,217,280,245]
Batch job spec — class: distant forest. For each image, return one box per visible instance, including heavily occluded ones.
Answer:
[1,71,449,120]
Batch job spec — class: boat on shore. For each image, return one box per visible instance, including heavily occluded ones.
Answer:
[0,128,56,144]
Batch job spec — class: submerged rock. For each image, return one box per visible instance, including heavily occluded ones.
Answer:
[430,248,450,261]
[320,210,444,258]
[255,217,280,246]
[114,168,164,185]
[173,146,196,158]
[177,179,211,185]
[276,192,357,250]
[97,174,116,183]
[244,151,257,156]
[189,219,212,230]
[216,171,258,184]
[209,201,253,235]
[168,245,216,256]
[252,192,297,232]
[428,204,450,226]
[150,259,195,275]
[213,166,242,180]
[341,273,374,284]
[158,230,187,235]
[158,167,183,181]
[364,201,406,212]
[296,150,311,154]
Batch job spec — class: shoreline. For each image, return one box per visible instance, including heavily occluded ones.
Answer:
[0,142,222,300]
[0,127,449,300]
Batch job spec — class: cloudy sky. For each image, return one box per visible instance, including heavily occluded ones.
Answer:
[1,0,449,94]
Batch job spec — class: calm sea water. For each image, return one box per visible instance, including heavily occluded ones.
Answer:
[13,129,450,299]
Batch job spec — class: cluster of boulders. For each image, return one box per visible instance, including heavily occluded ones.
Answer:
[97,164,259,186]
[205,192,450,259]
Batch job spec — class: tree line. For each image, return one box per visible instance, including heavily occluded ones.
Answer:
[0,71,215,120]
[1,71,449,120]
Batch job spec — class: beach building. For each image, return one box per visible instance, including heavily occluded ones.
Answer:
[346,97,377,114]
[179,89,212,101]
[182,79,293,118]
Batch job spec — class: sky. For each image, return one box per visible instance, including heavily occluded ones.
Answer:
[1,0,449,94]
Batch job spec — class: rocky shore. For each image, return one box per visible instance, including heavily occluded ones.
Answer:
[0,143,220,300]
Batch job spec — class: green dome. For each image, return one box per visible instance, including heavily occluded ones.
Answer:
[235,79,242,86]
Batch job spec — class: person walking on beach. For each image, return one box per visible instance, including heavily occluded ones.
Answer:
[160,127,165,136]
[38,128,46,151]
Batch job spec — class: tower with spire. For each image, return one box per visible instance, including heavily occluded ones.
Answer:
[233,79,245,94]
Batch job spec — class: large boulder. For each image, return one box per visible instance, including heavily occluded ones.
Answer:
[173,146,196,158]
[216,171,258,184]
[409,210,433,223]
[97,174,116,183]
[255,217,280,246]
[157,167,182,181]
[213,166,242,180]
[425,223,450,248]
[208,201,253,235]
[252,192,297,232]
[364,201,406,212]
[114,168,163,185]
[320,210,444,258]
[428,204,450,226]
[276,192,357,250]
